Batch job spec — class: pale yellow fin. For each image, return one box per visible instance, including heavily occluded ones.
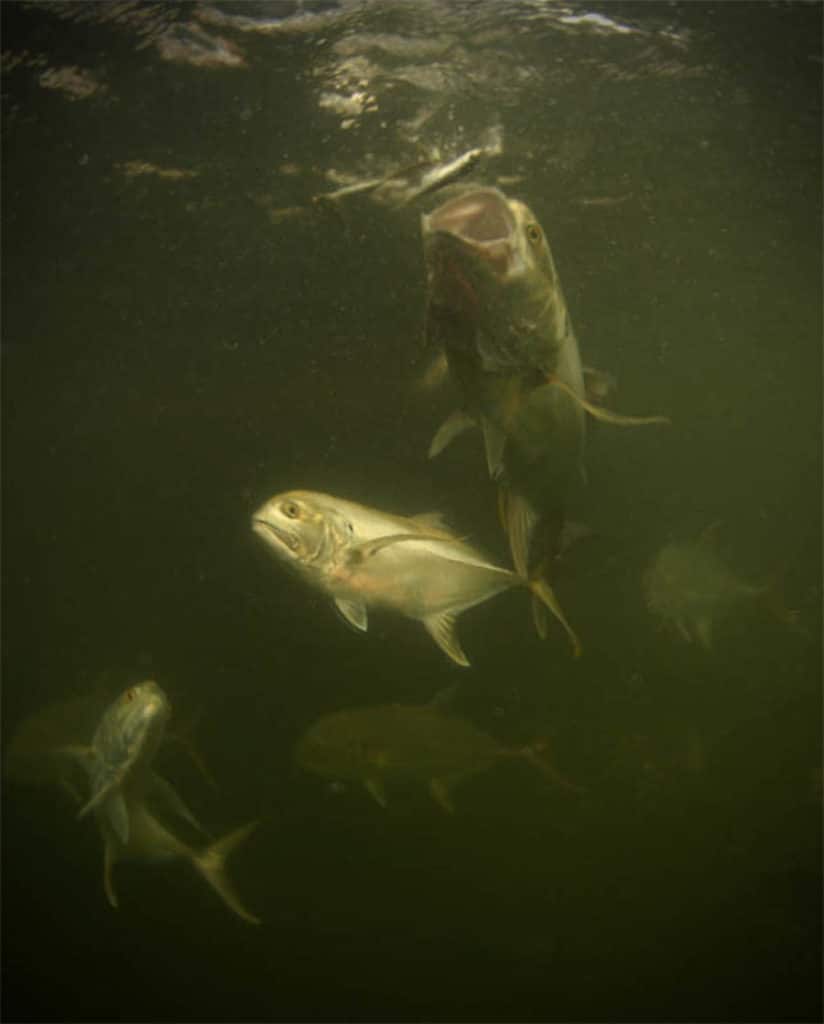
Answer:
[423,612,470,667]
[499,488,537,578]
[529,577,581,657]
[546,373,670,426]
[428,412,474,458]
[192,821,261,925]
[334,596,368,631]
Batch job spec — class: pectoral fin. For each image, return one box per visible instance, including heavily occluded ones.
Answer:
[546,373,670,426]
[423,612,469,667]
[428,411,475,459]
[334,598,368,632]
[364,777,388,808]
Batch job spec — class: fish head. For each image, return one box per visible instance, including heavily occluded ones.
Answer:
[251,490,336,571]
[93,680,170,772]
[422,187,567,374]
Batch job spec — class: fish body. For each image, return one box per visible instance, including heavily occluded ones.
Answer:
[644,532,764,649]
[17,681,261,923]
[422,186,585,578]
[295,702,572,811]
[78,680,170,836]
[252,489,580,664]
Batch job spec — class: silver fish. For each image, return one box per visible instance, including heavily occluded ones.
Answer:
[79,682,259,923]
[251,489,580,663]
[295,698,577,812]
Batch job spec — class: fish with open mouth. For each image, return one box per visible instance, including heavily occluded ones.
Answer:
[251,489,580,663]
[421,186,666,585]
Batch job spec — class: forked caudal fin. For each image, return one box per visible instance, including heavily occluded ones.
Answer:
[192,820,261,925]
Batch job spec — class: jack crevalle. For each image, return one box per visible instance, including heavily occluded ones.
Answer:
[252,489,580,663]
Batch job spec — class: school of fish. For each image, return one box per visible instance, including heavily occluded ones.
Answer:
[8,172,801,925]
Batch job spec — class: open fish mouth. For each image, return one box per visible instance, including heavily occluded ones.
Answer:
[425,188,518,277]
[251,517,300,554]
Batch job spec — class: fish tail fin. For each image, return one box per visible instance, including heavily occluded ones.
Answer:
[519,740,583,794]
[192,821,261,925]
[528,573,581,657]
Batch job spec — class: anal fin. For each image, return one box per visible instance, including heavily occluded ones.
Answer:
[423,612,470,667]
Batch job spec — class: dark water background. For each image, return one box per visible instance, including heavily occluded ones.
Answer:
[2,2,821,1021]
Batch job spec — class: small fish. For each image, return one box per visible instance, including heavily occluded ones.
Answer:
[295,699,578,812]
[251,489,580,663]
[313,147,490,209]
[399,147,486,206]
[643,525,795,649]
[12,682,260,923]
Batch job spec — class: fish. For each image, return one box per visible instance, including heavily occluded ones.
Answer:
[251,489,580,663]
[422,186,666,581]
[295,698,578,812]
[11,682,260,923]
[313,144,497,210]
[643,525,796,649]
[398,147,486,206]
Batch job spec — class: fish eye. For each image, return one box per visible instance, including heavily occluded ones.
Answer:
[124,689,136,703]
[282,500,301,520]
[526,223,542,245]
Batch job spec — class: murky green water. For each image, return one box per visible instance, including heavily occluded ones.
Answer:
[2,2,821,1021]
